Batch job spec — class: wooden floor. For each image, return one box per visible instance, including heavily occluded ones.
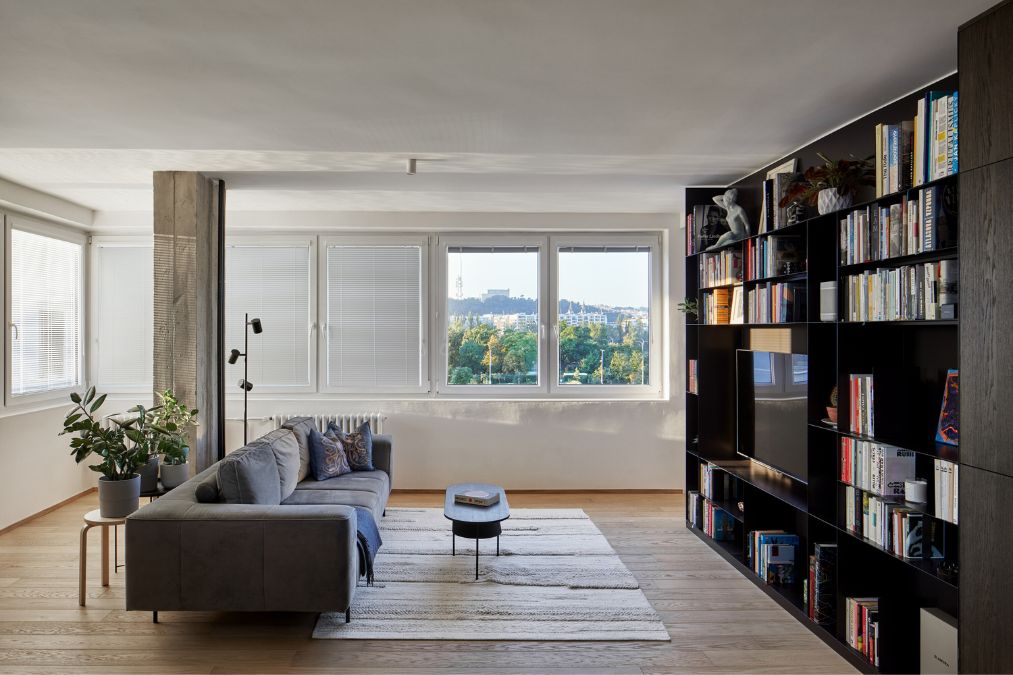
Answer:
[0,491,855,674]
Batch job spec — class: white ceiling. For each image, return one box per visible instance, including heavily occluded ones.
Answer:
[0,0,993,214]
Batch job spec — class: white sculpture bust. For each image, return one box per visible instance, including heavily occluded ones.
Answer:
[707,188,751,250]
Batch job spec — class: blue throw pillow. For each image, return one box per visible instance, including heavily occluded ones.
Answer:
[308,427,352,481]
[328,421,374,471]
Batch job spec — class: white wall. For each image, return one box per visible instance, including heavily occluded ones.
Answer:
[92,209,688,491]
[0,407,94,530]
[0,183,95,531]
[192,209,688,491]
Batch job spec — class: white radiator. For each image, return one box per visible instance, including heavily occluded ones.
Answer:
[274,413,385,435]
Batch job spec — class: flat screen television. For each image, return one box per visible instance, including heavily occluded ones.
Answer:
[736,350,808,481]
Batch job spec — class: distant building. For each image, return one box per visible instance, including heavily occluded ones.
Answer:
[476,313,538,330]
[559,312,607,326]
[482,288,510,301]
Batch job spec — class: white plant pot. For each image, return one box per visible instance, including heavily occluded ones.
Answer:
[817,188,853,215]
[98,475,141,518]
[160,462,190,490]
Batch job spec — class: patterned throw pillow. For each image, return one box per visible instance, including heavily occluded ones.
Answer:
[308,427,352,481]
[328,421,374,471]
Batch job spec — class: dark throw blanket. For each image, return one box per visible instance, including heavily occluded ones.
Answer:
[354,507,382,586]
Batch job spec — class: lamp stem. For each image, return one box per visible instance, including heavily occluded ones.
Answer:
[244,312,249,445]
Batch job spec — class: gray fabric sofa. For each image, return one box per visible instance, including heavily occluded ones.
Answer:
[125,417,392,622]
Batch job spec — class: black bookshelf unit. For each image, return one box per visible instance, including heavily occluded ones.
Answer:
[683,74,961,674]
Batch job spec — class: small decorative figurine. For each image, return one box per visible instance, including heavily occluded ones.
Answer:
[706,188,750,250]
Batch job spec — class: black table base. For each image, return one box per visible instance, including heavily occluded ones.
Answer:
[451,520,502,579]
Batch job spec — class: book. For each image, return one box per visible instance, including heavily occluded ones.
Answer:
[454,490,500,507]
[935,369,959,446]
[730,285,744,325]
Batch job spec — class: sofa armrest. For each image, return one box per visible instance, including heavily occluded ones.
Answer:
[373,434,393,484]
[126,503,357,612]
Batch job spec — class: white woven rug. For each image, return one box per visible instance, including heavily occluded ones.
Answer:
[312,507,670,641]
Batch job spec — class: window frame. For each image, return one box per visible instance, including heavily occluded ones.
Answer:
[224,235,318,396]
[318,233,429,395]
[547,234,663,399]
[436,233,549,397]
[4,213,87,408]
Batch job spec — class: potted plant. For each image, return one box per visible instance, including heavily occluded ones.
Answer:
[677,298,699,320]
[61,387,149,517]
[150,389,198,490]
[780,153,875,215]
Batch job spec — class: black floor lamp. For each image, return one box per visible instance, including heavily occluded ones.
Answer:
[228,313,263,445]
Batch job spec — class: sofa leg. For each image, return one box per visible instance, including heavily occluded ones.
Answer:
[153,611,158,624]
[345,607,351,624]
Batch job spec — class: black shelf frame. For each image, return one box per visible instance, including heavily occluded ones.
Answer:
[682,73,960,674]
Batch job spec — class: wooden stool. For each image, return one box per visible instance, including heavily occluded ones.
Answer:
[79,509,126,607]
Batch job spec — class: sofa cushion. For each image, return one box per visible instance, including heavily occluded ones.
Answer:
[280,416,316,482]
[282,488,382,514]
[194,473,220,503]
[297,470,390,498]
[308,427,352,482]
[216,443,282,505]
[248,428,300,500]
[328,421,374,471]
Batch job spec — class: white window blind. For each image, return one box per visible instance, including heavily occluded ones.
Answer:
[93,245,153,390]
[325,245,422,389]
[225,244,312,389]
[10,228,83,397]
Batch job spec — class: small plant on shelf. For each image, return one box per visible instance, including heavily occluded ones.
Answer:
[677,298,699,319]
[780,153,875,215]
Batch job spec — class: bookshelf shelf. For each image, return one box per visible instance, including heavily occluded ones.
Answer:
[839,319,958,327]
[743,271,808,285]
[836,429,960,463]
[839,246,959,273]
[838,480,954,523]
[699,281,742,291]
[683,72,961,674]
[837,527,958,589]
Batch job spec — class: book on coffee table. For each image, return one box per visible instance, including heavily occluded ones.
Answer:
[454,490,500,507]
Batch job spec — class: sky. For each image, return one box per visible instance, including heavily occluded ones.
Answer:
[448,251,650,308]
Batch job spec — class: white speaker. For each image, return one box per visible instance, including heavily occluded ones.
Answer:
[820,281,837,322]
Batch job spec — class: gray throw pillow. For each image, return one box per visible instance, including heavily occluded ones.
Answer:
[329,421,374,471]
[216,444,282,505]
[281,417,315,482]
[194,474,220,503]
[248,428,300,500]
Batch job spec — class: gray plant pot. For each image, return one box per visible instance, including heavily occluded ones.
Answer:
[138,455,160,493]
[98,475,141,518]
[160,462,190,490]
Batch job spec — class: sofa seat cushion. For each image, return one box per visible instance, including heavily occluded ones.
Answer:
[216,443,282,505]
[282,488,382,514]
[296,470,389,497]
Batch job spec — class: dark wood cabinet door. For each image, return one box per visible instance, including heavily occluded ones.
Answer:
[959,0,1013,171]
[960,465,1013,673]
[960,160,1013,476]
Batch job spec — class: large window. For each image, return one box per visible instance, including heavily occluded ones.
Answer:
[444,241,542,389]
[322,238,426,391]
[556,244,652,387]
[225,241,314,391]
[7,220,84,401]
[92,242,153,392]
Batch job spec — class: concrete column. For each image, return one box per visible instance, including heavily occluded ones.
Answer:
[153,172,225,472]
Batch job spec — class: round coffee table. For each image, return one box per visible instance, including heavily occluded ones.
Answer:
[444,483,510,580]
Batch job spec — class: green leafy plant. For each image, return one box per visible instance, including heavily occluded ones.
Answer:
[148,389,198,466]
[779,153,875,208]
[61,387,150,480]
[677,298,699,318]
